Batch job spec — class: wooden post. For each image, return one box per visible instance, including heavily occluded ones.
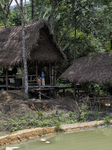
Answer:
[54,64,57,85]
[73,82,76,99]
[78,87,79,100]
[39,90,41,100]
[36,61,38,79]
[49,63,51,85]
[6,70,8,90]
[53,89,56,99]
[52,67,54,85]
[63,88,65,97]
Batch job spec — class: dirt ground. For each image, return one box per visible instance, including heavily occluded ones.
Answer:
[0,90,110,118]
[0,90,77,115]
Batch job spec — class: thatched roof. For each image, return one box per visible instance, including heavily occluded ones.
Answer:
[0,19,66,67]
[60,52,112,83]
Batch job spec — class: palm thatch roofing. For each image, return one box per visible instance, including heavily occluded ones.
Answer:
[0,19,66,68]
[60,52,112,83]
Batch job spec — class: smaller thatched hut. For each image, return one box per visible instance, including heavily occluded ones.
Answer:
[60,52,112,83]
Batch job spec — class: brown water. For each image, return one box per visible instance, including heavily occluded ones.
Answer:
[3,127,112,150]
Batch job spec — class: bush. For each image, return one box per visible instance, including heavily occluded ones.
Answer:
[69,111,74,117]
[104,116,112,125]
[81,104,89,112]
[55,123,61,132]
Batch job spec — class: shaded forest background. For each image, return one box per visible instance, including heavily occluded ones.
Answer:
[0,0,112,75]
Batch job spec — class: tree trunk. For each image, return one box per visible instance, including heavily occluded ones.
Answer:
[5,15,8,28]
[50,0,55,33]
[74,15,76,61]
[31,0,34,21]
[22,22,28,99]
[25,0,28,22]
[0,0,13,28]
[15,0,28,99]
[21,0,28,99]
[110,32,112,50]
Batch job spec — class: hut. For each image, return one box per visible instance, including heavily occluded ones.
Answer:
[60,52,112,97]
[60,52,112,110]
[0,19,66,92]
[60,52,112,83]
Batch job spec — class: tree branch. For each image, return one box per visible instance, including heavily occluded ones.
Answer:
[15,0,23,18]
[0,1,7,15]
[7,0,13,15]
[0,0,13,16]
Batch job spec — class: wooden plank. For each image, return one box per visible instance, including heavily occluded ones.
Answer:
[28,80,38,82]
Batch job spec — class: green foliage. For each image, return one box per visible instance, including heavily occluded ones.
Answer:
[10,119,18,127]
[38,111,43,116]
[81,104,89,112]
[105,42,111,52]
[0,23,5,28]
[69,111,75,117]
[55,123,61,132]
[103,116,112,125]
[80,112,87,122]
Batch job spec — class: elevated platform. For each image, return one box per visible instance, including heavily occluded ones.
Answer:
[28,85,72,91]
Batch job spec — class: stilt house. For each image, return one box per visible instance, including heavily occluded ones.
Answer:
[0,19,66,91]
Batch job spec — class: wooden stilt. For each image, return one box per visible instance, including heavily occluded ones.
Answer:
[53,89,56,99]
[78,88,79,100]
[63,88,65,97]
[49,63,51,85]
[52,67,54,85]
[36,61,38,79]
[54,64,57,85]
[73,82,76,99]
[6,69,8,90]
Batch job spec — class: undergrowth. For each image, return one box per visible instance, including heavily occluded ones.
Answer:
[0,104,107,132]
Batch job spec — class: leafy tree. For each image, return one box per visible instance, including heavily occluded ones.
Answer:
[0,0,13,27]
[9,6,21,26]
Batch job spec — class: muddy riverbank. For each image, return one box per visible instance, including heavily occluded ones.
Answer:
[0,120,111,146]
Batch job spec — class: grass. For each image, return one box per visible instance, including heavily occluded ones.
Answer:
[0,104,104,133]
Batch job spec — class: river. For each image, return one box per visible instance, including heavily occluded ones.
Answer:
[1,127,112,150]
